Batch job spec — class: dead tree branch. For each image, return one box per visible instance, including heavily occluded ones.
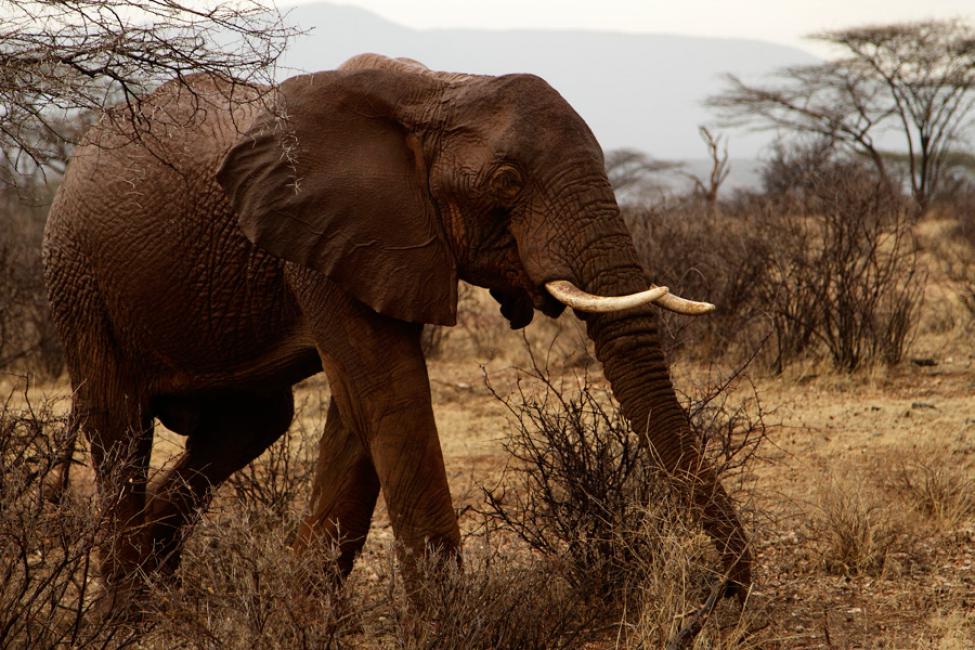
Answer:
[0,1,296,186]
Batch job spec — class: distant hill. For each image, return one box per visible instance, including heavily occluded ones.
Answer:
[279,2,818,165]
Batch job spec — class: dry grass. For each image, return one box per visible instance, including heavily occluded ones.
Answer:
[808,474,908,577]
[3,317,974,648]
[0,384,135,648]
[612,502,762,649]
[145,507,356,649]
[374,545,590,650]
[890,444,975,532]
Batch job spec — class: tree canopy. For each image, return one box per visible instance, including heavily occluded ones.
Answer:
[708,20,975,212]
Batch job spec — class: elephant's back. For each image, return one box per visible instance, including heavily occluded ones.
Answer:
[53,74,265,240]
[45,75,305,381]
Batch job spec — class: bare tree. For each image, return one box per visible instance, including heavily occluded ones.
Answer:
[708,20,975,213]
[682,126,729,213]
[0,1,295,186]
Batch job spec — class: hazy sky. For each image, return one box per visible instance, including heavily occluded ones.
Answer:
[283,0,975,56]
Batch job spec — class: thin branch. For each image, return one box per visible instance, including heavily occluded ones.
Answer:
[0,1,298,186]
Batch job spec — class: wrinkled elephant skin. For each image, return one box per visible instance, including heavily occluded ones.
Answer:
[43,54,751,611]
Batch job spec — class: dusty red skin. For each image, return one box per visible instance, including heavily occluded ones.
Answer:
[42,53,750,613]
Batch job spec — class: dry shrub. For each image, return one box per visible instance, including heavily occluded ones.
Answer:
[748,181,922,372]
[144,395,368,648]
[482,374,659,597]
[890,446,975,531]
[684,362,769,485]
[422,282,504,361]
[420,323,451,358]
[380,544,591,650]
[794,179,921,370]
[623,200,772,361]
[454,282,519,361]
[0,184,63,377]
[757,148,925,371]
[1,383,348,649]
[224,425,311,520]
[148,511,593,649]
[625,146,925,373]
[422,283,518,361]
[0,383,138,648]
[480,341,768,646]
[141,383,593,649]
[808,475,907,577]
[442,282,590,370]
[145,503,358,650]
[225,393,323,521]
[936,200,975,319]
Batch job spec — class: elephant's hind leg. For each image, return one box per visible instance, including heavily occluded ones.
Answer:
[47,240,156,606]
[146,388,294,576]
[293,397,381,577]
[74,386,155,613]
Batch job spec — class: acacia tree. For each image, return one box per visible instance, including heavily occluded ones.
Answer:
[708,20,975,213]
[0,0,295,185]
[604,148,682,203]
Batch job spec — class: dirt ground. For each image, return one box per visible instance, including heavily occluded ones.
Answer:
[424,346,975,648]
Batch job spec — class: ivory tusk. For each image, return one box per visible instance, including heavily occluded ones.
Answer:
[544,280,669,313]
[544,280,716,315]
[647,284,717,315]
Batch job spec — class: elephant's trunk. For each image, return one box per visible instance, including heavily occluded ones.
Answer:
[567,214,753,595]
[586,308,691,469]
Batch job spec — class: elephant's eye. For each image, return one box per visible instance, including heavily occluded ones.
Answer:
[490,165,523,203]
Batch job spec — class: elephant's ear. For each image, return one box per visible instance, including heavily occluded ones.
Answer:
[217,70,457,326]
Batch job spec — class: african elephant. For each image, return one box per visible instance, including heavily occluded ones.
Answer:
[42,53,751,610]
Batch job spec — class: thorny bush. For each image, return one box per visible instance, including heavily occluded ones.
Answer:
[0,183,63,377]
[625,147,924,372]
[225,392,323,522]
[479,337,768,636]
[938,197,975,319]
[0,381,138,648]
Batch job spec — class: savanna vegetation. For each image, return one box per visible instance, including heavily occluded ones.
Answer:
[1,6,973,649]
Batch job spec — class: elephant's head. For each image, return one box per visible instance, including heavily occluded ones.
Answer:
[217,53,750,593]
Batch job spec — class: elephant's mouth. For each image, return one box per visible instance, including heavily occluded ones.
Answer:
[489,285,565,329]
[533,286,568,319]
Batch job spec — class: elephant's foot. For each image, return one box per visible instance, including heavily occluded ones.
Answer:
[88,574,152,625]
[393,537,463,620]
[90,545,174,625]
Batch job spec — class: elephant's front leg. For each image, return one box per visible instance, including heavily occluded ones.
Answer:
[298,282,460,577]
[293,397,381,576]
[360,381,460,562]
